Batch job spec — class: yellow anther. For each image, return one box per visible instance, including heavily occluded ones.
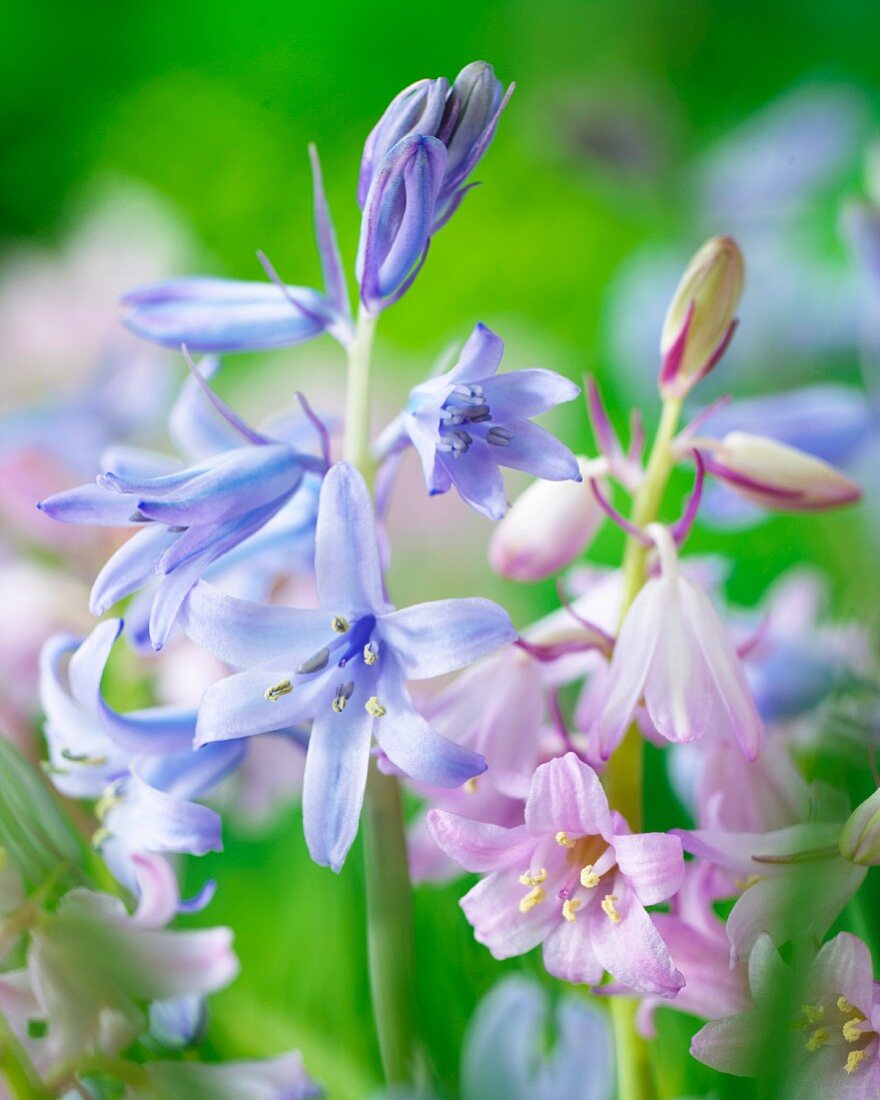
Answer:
[365,697,386,718]
[331,694,348,713]
[805,1028,830,1052]
[61,748,107,766]
[601,894,621,924]
[91,826,112,851]
[800,1003,825,1025]
[843,1018,864,1043]
[838,996,855,1014]
[580,865,601,888]
[562,898,582,923]
[331,615,350,634]
[518,886,545,913]
[94,783,123,822]
[734,873,762,891]
[518,868,548,887]
[845,1049,867,1075]
[364,643,378,665]
[265,679,293,702]
[464,777,479,794]
[555,831,575,848]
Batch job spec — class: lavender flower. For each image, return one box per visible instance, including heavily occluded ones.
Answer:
[38,360,326,649]
[428,753,685,996]
[181,461,515,870]
[377,324,580,519]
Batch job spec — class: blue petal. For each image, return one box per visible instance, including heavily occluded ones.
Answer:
[138,740,247,799]
[480,369,580,420]
[179,581,329,670]
[379,598,515,680]
[301,687,373,871]
[195,671,323,746]
[372,661,486,788]
[309,144,351,318]
[494,419,581,481]
[315,463,388,615]
[441,441,507,519]
[149,994,207,1049]
[98,700,197,755]
[445,322,505,384]
[99,446,181,481]
[168,358,244,463]
[122,277,333,353]
[38,483,141,527]
[66,618,123,711]
[91,526,178,616]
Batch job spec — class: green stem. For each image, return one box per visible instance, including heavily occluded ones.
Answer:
[343,304,419,1087]
[602,395,682,1100]
[0,1011,50,1100]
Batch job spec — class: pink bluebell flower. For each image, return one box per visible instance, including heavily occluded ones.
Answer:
[377,324,580,519]
[183,462,515,871]
[428,753,685,996]
[691,931,880,1095]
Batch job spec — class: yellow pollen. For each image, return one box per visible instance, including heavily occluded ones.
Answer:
[562,899,582,923]
[800,1003,825,1025]
[464,778,479,794]
[580,865,601,888]
[555,831,575,848]
[734,873,762,891]
[365,697,386,718]
[519,868,548,887]
[91,826,111,850]
[518,886,545,913]
[94,783,123,822]
[331,695,348,713]
[364,644,378,665]
[805,1028,830,1052]
[845,1050,867,1075]
[601,894,621,924]
[843,1019,864,1043]
[265,679,293,702]
[838,996,855,1014]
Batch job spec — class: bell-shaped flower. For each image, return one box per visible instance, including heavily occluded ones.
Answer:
[123,147,352,353]
[427,753,685,997]
[459,974,613,1100]
[38,361,326,649]
[659,235,743,398]
[358,61,512,233]
[39,619,244,895]
[489,457,605,580]
[377,323,580,519]
[137,1051,322,1099]
[594,524,763,760]
[692,931,880,1095]
[675,818,866,964]
[181,461,515,871]
[17,856,238,1068]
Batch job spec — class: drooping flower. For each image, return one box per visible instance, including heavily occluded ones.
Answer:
[123,147,352,354]
[182,461,515,871]
[427,753,685,996]
[358,61,512,234]
[38,359,327,649]
[691,931,880,1096]
[376,324,581,520]
[594,524,763,760]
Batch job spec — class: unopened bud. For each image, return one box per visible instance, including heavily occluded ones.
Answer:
[840,789,880,865]
[660,236,744,397]
[489,458,603,581]
[700,432,861,512]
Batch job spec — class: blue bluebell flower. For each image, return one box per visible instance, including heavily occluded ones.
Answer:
[376,324,581,519]
[38,358,327,649]
[180,461,516,871]
[122,147,352,354]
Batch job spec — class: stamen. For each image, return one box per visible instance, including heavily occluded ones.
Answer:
[518,886,545,913]
[580,865,601,888]
[562,898,582,922]
[843,1019,865,1043]
[91,826,111,850]
[800,1003,825,1025]
[364,642,379,665]
[734,873,762,891]
[265,679,293,702]
[298,648,330,674]
[95,781,124,822]
[464,777,479,794]
[555,831,575,848]
[845,1050,867,1074]
[332,682,354,713]
[365,697,386,718]
[60,748,107,766]
[519,868,548,887]
[487,426,513,446]
[805,1028,830,1052]
[601,894,621,924]
[838,996,855,1014]
[331,615,350,634]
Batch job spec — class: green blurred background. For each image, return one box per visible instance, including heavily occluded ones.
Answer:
[3,1,880,1096]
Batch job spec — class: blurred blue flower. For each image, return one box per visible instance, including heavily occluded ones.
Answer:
[377,323,580,519]
[182,461,515,871]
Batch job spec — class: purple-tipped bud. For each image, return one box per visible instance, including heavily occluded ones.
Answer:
[356,134,447,313]
[700,431,861,512]
[660,236,744,398]
[840,789,880,865]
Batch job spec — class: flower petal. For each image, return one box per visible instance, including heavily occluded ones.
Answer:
[195,671,323,746]
[426,811,533,872]
[542,919,605,986]
[315,462,387,615]
[492,419,581,482]
[524,753,613,840]
[587,886,684,997]
[613,832,684,906]
[90,527,179,616]
[461,871,559,958]
[480,369,580,420]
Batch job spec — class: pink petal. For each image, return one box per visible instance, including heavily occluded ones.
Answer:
[613,832,684,906]
[426,810,533,873]
[524,753,612,839]
[690,1010,765,1077]
[461,871,558,959]
[542,917,604,985]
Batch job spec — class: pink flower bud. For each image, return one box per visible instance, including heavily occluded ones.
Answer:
[660,236,744,397]
[489,458,603,580]
[840,789,880,865]
[700,432,861,512]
